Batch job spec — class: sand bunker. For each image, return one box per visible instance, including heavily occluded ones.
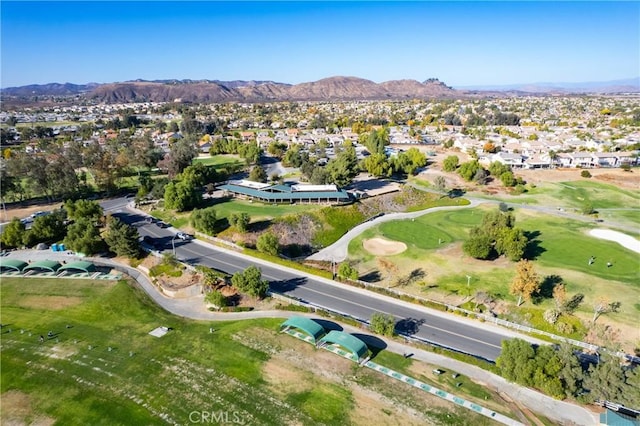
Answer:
[589,229,640,254]
[363,237,407,256]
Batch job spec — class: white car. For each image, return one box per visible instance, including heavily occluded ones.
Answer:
[31,211,49,219]
[176,232,191,241]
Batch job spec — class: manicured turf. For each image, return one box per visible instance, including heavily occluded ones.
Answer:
[378,208,484,250]
[192,154,243,170]
[210,198,322,221]
[0,277,508,425]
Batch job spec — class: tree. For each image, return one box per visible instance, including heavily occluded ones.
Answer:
[249,165,267,183]
[338,262,359,280]
[25,211,67,246]
[500,171,516,187]
[205,290,227,309]
[326,145,358,186]
[433,176,446,193]
[557,343,585,398]
[552,283,567,311]
[64,199,103,223]
[229,212,250,233]
[0,217,26,248]
[377,258,398,288]
[592,297,621,323]
[369,312,396,336]
[104,216,140,258]
[562,293,584,314]
[496,227,528,261]
[457,160,482,181]
[231,266,269,298]
[442,155,459,172]
[164,172,202,212]
[256,232,279,256]
[190,207,218,235]
[157,138,197,178]
[361,153,392,177]
[267,141,287,159]
[64,217,104,255]
[496,339,536,385]
[583,355,628,404]
[462,235,493,259]
[510,259,540,306]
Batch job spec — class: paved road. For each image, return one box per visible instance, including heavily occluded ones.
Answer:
[111,205,548,362]
[3,248,598,425]
[0,196,131,233]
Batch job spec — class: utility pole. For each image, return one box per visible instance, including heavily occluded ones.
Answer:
[172,235,177,257]
[466,275,471,297]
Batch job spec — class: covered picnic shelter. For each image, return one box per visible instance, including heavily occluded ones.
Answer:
[23,260,61,273]
[318,330,369,361]
[58,260,96,274]
[280,316,326,344]
[0,258,28,273]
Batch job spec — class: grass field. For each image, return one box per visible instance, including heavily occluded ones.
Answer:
[1,277,524,425]
[347,205,640,347]
[192,154,244,170]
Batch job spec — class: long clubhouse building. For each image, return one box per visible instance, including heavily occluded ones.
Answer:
[218,180,351,204]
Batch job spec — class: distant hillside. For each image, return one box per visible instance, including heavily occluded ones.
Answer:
[1,76,461,103]
[8,76,636,104]
[457,78,640,94]
[1,82,99,96]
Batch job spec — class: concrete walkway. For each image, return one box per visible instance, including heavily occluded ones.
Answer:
[310,183,639,263]
[4,249,599,425]
[307,199,481,262]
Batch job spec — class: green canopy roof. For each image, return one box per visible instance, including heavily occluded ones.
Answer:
[318,331,368,359]
[0,258,28,272]
[280,317,326,342]
[23,260,61,272]
[59,261,96,273]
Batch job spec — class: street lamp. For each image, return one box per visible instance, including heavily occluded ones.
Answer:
[172,235,177,257]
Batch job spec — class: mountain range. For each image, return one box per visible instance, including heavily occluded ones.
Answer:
[1,76,638,104]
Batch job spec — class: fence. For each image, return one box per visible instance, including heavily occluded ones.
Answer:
[344,278,638,362]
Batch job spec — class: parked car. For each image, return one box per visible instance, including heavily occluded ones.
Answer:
[156,221,168,228]
[31,211,49,219]
[176,232,191,241]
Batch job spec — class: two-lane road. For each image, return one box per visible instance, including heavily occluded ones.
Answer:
[115,207,511,361]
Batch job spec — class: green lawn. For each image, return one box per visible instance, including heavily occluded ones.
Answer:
[192,154,243,170]
[210,198,322,222]
[0,277,516,425]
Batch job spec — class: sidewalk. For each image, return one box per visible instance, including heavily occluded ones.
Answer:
[4,249,599,425]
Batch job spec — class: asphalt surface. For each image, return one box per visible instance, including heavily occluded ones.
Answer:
[113,204,538,362]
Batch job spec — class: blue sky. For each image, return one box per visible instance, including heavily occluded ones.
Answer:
[1,1,638,88]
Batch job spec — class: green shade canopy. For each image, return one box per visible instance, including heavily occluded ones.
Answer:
[318,330,368,359]
[58,261,96,273]
[0,258,28,272]
[280,316,326,342]
[23,260,62,272]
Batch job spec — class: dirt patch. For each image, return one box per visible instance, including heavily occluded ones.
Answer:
[262,358,313,396]
[18,296,84,310]
[0,390,55,426]
[363,238,407,256]
[519,167,640,190]
[349,385,427,426]
[1,202,63,222]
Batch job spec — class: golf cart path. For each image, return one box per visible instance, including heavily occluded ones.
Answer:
[3,249,599,425]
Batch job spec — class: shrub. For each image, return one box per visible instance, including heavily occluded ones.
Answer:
[581,170,592,178]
